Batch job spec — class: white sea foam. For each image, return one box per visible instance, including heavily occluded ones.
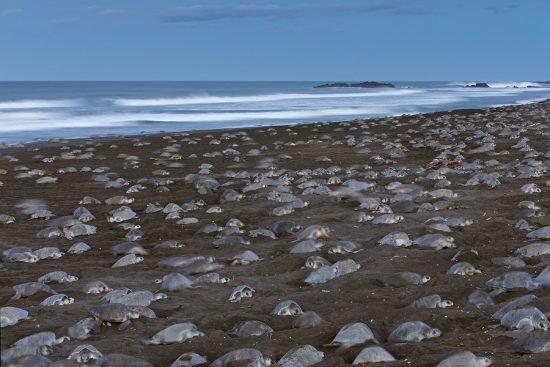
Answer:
[0,99,80,109]
[450,81,543,89]
[111,90,420,106]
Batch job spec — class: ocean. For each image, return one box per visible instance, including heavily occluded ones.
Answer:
[0,81,549,144]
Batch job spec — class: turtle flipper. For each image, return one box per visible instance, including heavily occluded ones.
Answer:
[118,320,131,331]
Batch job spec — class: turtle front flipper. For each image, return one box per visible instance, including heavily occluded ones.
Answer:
[118,320,131,331]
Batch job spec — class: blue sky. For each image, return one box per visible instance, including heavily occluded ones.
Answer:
[0,0,548,81]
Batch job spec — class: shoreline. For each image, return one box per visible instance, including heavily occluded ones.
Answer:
[0,99,549,366]
[2,99,549,151]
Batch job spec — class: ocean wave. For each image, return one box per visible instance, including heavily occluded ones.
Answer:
[111,90,420,106]
[449,81,543,88]
[0,107,403,132]
[0,99,80,109]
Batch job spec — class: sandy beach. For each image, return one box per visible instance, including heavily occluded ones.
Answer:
[1,101,549,366]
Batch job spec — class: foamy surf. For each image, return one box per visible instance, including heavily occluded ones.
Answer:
[0,99,80,109]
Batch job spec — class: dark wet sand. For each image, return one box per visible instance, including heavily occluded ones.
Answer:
[1,101,549,366]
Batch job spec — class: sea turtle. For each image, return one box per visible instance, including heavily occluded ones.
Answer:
[68,317,102,340]
[500,307,550,331]
[514,242,550,258]
[378,272,431,287]
[491,256,526,268]
[230,320,273,337]
[1,306,30,328]
[435,351,493,367]
[112,254,144,268]
[114,290,167,307]
[210,348,271,367]
[156,273,197,291]
[3,250,39,263]
[4,354,52,367]
[88,303,140,328]
[303,256,331,270]
[294,224,330,242]
[143,322,204,344]
[12,282,57,300]
[249,228,278,239]
[512,331,550,353]
[378,232,412,247]
[328,241,362,254]
[40,294,74,306]
[468,289,495,308]
[105,195,135,205]
[485,271,539,293]
[372,214,404,224]
[195,273,231,284]
[80,196,101,205]
[38,271,78,284]
[292,311,325,329]
[267,220,301,236]
[36,227,63,239]
[272,300,303,316]
[492,295,538,320]
[352,346,396,364]
[125,228,144,241]
[68,242,91,254]
[13,331,69,347]
[73,207,95,222]
[387,321,442,342]
[1,345,52,364]
[290,240,324,254]
[229,285,255,302]
[325,322,379,347]
[213,236,251,247]
[413,234,455,250]
[154,240,185,249]
[82,281,111,294]
[170,352,208,367]
[0,214,15,224]
[526,226,550,240]
[231,250,261,265]
[63,224,97,239]
[447,262,481,275]
[33,247,64,260]
[107,206,137,223]
[521,183,541,194]
[67,344,103,364]
[408,294,453,309]
[111,242,149,256]
[97,354,153,367]
[535,266,550,287]
[277,345,324,367]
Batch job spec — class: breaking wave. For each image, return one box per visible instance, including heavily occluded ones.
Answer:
[0,99,80,109]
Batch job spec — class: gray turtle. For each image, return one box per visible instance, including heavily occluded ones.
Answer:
[0,214,15,224]
[447,262,481,276]
[1,345,52,364]
[408,294,453,309]
[352,346,396,364]
[12,282,57,300]
[267,220,301,236]
[378,232,412,247]
[526,226,550,240]
[125,228,144,241]
[387,321,442,342]
[195,273,231,284]
[112,253,144,268]
[512,331,550,353]
[332,259,360,276]
[1,306,30,328]
[303,256,331,269]
[535,266,550,287]
[231,250,262,265]
[230,320,273,337]
[514,242,550,258]
[63,224,97,239]
[154,240,185,249]
[293,311,325,328]
[73,207,95,222]
[105,195,135,205]
[210,348,271,367]
[156,273,197,291]
[213,236,251,247]
[115,290,167,307]
[143,322,204,344]
[102,288,131,302]
[290,240,324,254]
[68,317,102,340]
[276,345,323,367]
[378,272,430,287]
[326,322,378,347]
[485,271,539,293]
[111,242,149,256]
[6,354,52,367]
[413,234,455,250]
[36,227,63,239]
[229,285,255,302]
[435,351,492,367]
[82,280,111,294]
[372,214,404,224]
[500,307,549,331]
[491,256,526,268]
[305,266,338,285]
[38,271,78,284]
[40,294,74,306]
[88,303,140,325]
[493,295,538,320]
[80,196,101,205]
[294,224,330,242]
[107,206,137,223]
[13,331,69,347]
[68,242,91,254]
[97,354,152,367]
[33,247,64,260]
[468,289,495,308]
[170,352,207,367]
[67,344,103,364]
[328,241,362,254]
[272,300,303,316]
[249,228,278,239]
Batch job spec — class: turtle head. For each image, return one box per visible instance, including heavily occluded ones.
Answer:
[39,345,53,356]
[69,275,79,281]
[154,278,163,284]
[429,328,442,338]
[128,310,140,319]
[439,300,454,308]
[421,275,431,284]
[475,356,493,367]
[219,277,231,284]
[327,247,340,255]
[56,336,71,344]
[243,289,254,298]
[136,256,144,263]
[153,292,168,300]
[536,319,550,330]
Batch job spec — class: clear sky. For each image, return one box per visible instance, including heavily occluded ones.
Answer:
[1,0,548,81]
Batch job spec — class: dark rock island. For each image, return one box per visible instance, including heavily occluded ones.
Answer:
[465,82,490,88]
[314,81,395,88]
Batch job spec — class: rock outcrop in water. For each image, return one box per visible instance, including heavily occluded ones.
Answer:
[465,83,490,88]
[314,81,395,88]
